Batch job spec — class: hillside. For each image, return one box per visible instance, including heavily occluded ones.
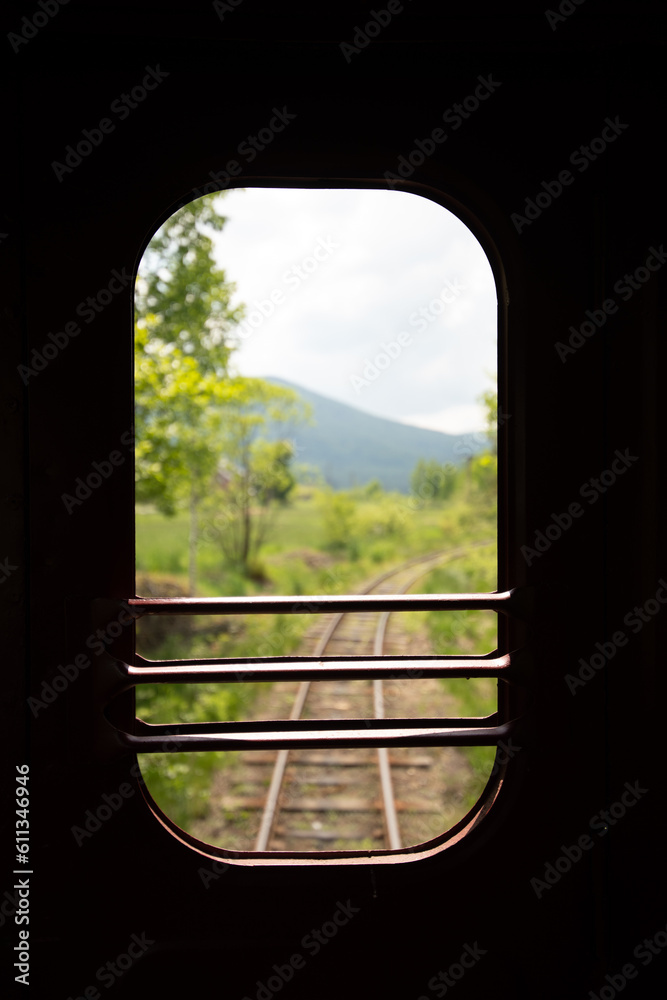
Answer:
[265,378,486,493]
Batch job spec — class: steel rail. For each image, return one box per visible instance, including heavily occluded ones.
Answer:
[109,544,508,850]
[371,556,478,852]
[252,567,352,851]
[251,546,487,852]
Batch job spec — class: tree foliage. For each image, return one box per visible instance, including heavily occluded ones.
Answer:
[134,193,309,588]
[135,197,243,375]
[479,378,500,455]
[134,318,229,516]
[409,382,498,508]
[410,458,459,502]
[201,380,309,575]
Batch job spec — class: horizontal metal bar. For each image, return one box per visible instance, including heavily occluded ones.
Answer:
[115,719,513,752]
[131,714,500,735]
[120,653,512,687]
[127,590,516,616]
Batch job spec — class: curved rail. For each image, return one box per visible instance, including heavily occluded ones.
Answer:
[253,543,493,852]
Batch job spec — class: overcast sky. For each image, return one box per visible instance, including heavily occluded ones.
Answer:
[207,187,497,435]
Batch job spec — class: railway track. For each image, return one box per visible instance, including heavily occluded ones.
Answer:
[200,543,494,854]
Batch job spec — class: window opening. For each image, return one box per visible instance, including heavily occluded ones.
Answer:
[130,186,502,857]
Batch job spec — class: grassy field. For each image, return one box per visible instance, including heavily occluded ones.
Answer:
[135,483,498,831]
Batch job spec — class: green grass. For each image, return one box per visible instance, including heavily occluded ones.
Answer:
[419,541,499,799]
[135,489,488,594]
[135,480,500,834]
[135,511,191,576]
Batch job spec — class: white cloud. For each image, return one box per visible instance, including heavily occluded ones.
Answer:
[209,186,496,433]
[400,403,488,436]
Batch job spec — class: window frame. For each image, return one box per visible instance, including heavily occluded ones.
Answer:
[101,179,523,867]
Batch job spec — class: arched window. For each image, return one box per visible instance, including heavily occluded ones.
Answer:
[109,183,519,863]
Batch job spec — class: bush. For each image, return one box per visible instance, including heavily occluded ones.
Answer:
[318,489,358,552]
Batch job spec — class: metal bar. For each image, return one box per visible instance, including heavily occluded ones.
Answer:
[120,653,513,687]
[127,590,516,616]
[112,720,513,752]
[128,714,498,733]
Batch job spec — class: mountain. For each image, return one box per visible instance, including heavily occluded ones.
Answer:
[264,378,486,493]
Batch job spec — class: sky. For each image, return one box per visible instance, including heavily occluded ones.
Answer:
[207,187,497,435]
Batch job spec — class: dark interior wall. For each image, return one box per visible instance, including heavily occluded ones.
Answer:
[2,3,665,998]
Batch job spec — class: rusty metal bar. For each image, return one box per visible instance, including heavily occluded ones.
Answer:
[120,653,514,687]
[127,589,516,616]
[115,720,512,751]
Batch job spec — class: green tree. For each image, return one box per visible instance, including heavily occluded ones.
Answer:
[467,379,500,507]
[134,193,310,590]
[409,378,501,509]
[135,195,243,375]
[251,439,296,504]
[135,319,264,593]
[410,458,458,503]
[201,380,309,576]
[318,489,358,553]
[134,195,245,594]
[479,375,502,455]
